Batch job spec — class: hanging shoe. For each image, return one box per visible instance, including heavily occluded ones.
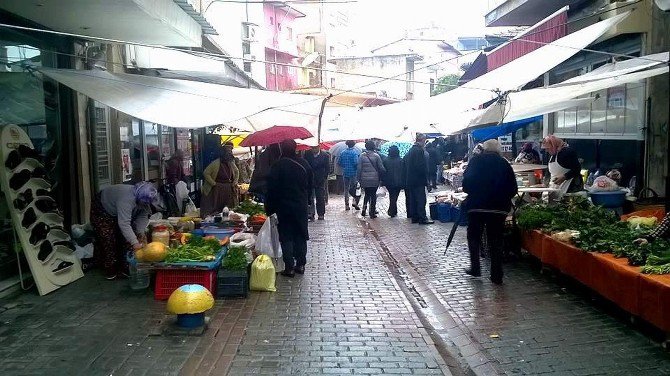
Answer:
[9,169,32,190]
[4,150,21,170]
[53,261,74,273]
[35,197,58,213]
[21,207,37,229]
[38,240,53,262]
[29,222,50,245]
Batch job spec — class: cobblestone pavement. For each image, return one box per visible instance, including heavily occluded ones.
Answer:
[363,189,670,376]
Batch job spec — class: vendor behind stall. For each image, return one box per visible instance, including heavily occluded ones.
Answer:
[542,135,583,196]
[514,142,541,165]
[91,182,157,280]
[201,145,239,217]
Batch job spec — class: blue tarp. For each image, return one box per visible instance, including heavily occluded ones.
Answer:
[471,116,543,142]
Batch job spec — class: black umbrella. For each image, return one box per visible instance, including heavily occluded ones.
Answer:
[444,200,466,256]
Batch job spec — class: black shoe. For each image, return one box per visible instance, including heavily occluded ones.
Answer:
[345,205,350,211]
[353,204,360,211]
[490,277,503,285]
[295,265,305,274]
[281,270,295,278]
[361,210,367,217]
[318,216,324,221]
[370,215,377,219]
[464,268,481,277]
[419,220,434,225]
[411,219,419,224]
[308,216,315,222]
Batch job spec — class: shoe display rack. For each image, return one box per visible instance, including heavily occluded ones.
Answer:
[0,125,83,295]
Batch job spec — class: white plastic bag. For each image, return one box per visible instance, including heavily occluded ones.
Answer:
[590,176,619,192]
[376,186,387,198]
[230,232,256,249]
[255,214,283,271]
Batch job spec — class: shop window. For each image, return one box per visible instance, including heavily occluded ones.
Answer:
[242,41,251,55]
[243,62,252,72]
[92,103,111,189]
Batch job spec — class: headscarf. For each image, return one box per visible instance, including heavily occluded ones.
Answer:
[134,182,157,205]
[388,145,400,158]
[219,145,235,162]
[542,135,567,155]
[482,139,501,155]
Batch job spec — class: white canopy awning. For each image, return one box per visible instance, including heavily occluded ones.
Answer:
[39,68,327,131]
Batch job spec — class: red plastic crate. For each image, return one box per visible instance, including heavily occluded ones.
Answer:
[154,269,217,300]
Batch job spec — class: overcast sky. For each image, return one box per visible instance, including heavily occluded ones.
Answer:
[343,0,494,48]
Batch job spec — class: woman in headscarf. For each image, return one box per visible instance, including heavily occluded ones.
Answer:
[542,135,583,195]
[382,145,404,218]
[200,145,240,217]
[514,142,541,164]
[90,182,157,279]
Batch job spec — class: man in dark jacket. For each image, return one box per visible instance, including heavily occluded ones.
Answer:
[403,133,434,225]
[426,142,440,190]
[462,140,518,285]
[305,146,330,220]
[382,145,404,217]
[265,140,313,277]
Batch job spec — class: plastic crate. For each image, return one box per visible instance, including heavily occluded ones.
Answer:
[437,203,452,223]
[217,269,248,298]
[154,269,217,300]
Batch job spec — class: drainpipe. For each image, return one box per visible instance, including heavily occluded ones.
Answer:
[317,94,333,143]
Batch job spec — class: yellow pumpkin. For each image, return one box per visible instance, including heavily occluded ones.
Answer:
[134,249,146,262]
[143,242,168,262]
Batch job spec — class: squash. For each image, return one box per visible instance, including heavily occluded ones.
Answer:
[143,241,168,262]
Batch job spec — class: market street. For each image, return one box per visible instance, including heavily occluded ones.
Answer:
[0,194,669,375]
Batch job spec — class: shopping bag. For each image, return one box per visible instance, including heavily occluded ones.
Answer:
[250,255,276,292]
[355,182,362,197]
[376,186,387,198]
[254,214,283,271]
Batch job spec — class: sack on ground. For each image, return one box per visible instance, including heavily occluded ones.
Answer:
[250,254,276,292]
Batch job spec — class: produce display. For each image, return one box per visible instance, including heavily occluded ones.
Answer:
[234,200,265,216]
[135,242,168,262]
[222,245,249,271]
[163,235,223,263]
[517,197,670,274]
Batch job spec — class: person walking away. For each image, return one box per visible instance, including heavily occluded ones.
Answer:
[305,146,330,220]
[426,142,440,190]
[357,141,386,218]
[265,140,313,277]
[462,140,517,285]
[404,133,434,224]
[249,144,280,202]
[91,182,156,280]
[200,146,239,217]
[541,135,583,197]
[338,140,361,211]
[383,145,404,218]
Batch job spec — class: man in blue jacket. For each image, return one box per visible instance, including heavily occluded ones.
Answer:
[338,140,361,211]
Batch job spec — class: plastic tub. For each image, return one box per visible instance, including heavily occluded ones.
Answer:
[201,227,235,240]
[437,203,452,223]
[589,190,627,208]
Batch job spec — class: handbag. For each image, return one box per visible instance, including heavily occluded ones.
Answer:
[633,187,665,211]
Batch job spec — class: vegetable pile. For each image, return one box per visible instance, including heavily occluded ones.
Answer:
[517,197,670,274]
[164,235,222,263]
[234,200,265,216]
[222,245,249,271]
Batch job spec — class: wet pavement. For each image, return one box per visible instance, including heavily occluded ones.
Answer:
[0,191,669,375]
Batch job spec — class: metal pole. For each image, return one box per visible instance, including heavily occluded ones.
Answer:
[317,94,333,143]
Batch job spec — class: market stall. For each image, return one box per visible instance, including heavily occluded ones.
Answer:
[517,199,670,339]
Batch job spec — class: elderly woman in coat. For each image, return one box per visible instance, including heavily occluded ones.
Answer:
[357,140,386,218]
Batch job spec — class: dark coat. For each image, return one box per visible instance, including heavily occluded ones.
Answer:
[426,145,441,166]
[305,151,330,184]
[404,144,429,187]
[265,156,313,241]
[383,156,404,188]
[462,152,518,213]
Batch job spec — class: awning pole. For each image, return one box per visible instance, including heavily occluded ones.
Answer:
[317,94,333,143]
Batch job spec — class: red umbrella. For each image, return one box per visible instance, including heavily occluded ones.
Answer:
[296,142,333,152]
[239,126,313,147]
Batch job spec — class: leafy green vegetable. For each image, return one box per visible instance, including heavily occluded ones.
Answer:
[222,245,248,271]
[234,200,265,216]
[164,235,222,263]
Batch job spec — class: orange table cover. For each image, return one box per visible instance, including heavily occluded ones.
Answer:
[521,230,545,259]
[638,274,670,332]
[590,253,641,315]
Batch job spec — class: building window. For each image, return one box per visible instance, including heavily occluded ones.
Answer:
[242,41,251,55]
[286,27,293,40]
[243,62,252,72]
[269,64,276,74]
[330,77,335,88]
[270,17,274,25]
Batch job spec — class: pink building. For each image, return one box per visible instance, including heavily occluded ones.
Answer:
[263,2,305,91]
